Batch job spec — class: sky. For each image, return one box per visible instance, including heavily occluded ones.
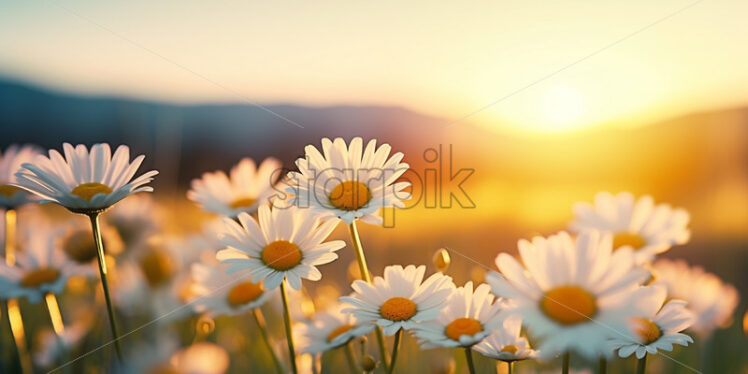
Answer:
[2,0,748,134]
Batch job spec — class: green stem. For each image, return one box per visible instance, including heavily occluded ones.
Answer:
[598,356,607,374]
[508,361,513,374]
[280,281,298,374]
[88,213,123,360]
[45,294,71,374]
[464,347,476,374]
[562,352,570,374]
[252,308,284,374]
[636,354,647,374]
[388,329,402,374]
[344,342,359,374]
[5,209,33,374]
[348,221,390,372]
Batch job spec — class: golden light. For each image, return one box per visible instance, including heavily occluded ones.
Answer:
[540,85,585,131]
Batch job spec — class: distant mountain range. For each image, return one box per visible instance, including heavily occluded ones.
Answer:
[0,78,452,183]
[2,77,747,209]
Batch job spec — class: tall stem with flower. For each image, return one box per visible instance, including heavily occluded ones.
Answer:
[348,221,391,371]
[3,209,33,374]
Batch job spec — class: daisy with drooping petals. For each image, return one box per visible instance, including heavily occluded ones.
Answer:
[216,204,345,291]
[486,231,649,361]
[296,301,375,354]
[653,259,739,335]
[0,223,84,303]
[0,144,41,208]
[414,282,503,348]
[286,137,410,225]
[473,315,538,362]
[188,157,282,218]
[189,262,273,317]
[13,143,157,360]
[609,285,694,360]
[570,192,690,264]
[13,143,157,213]
[340,264,454,335]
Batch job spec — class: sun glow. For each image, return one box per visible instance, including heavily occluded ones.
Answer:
[538,86,586,132]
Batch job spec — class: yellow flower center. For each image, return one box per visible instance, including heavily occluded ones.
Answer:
[139,250,175,287]
[229,197,257,209]
[0,184,22,197]
[612,232,646,250]
[501,345,519,354]
[71,182,113,201]
[380,297,417,321]
[227,281,264,306]
[327,324,355,342]
[540,285,597,325]
[21,268,61,288]
[329,181,372,211]
[445,317,483,341]
[633,317,661,344]
[261,240,302,271]
[63,230,98,263]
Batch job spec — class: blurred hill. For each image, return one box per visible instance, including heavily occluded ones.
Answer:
[0,78,447,180]
[1,77,748,243]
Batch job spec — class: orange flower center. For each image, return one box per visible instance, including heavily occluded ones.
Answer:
[0,184,22,197]
[230,197,257,209]
[501,345,519,354]
[63,230,98,263]
[21,268,60,288]
[445,317,483,341]
[633,317,661,344]
[227,281,264,306]
[613,232,646,250]
[327,324,355,342]
[139,250,175,287]
[540,285,597,325]
[329,181,371,211]
[380,297,417,321]
[261,240,302,271]
[71,182,112,201]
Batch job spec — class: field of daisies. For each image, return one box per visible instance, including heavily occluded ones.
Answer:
[0,138,742,374]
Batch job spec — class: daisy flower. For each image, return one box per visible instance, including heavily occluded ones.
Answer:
[570,192,690,264]
[110,262,151,316]
[473,315,538,362]
[609,285,694,359]
[189,262,272,317]
[340,264,454,335]
[0,223,84,303]
[60,220,122,270]
[188,157,282,218]
[33,313,92,368]
[286,137,410,225]
[296,301,375,354]
[13,143,157,213]
[216,204,345,290]
[486,231,649,359]
[106,193,160,248]
[0,144,40,208]
[414,282,503,348]
[653,259,739,335]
